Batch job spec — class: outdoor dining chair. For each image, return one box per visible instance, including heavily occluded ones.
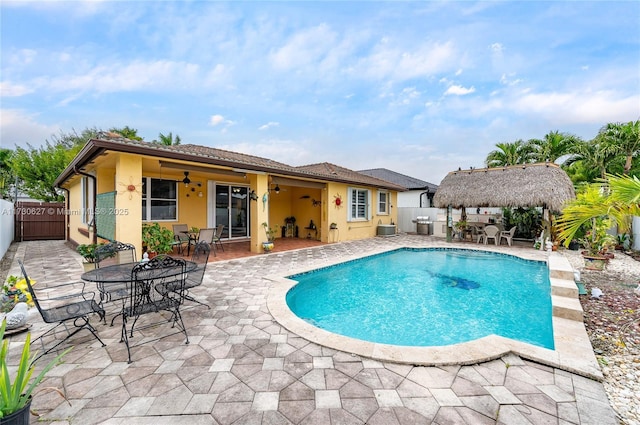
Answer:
[162,241,211,308]
[212,224,225,252]
[197,228,216,256]
[18,260,106,357]
[479,225,500,245]
[122,255,189,363]
[500,226,517,246]
[95,241,137,267]
[172,224,191,255]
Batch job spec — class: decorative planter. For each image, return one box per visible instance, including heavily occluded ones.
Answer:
[82,262,96,273]
[1,397,32,425]
[262,241,274,253]
[582,254,608,271]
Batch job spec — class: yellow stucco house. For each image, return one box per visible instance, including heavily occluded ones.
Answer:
[55,134,405,254]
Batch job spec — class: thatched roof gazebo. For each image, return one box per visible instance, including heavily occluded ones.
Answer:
[433,163,575,242]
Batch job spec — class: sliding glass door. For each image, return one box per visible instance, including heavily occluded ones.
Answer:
[215,185,250,239]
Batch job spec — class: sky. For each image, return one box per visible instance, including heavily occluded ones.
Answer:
[1,1,639,185]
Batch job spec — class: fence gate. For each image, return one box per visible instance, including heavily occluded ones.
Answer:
[14,202,65,241]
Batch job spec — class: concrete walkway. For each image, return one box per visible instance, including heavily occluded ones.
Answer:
[2,237,618,424]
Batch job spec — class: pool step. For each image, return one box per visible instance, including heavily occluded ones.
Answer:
[552,294,584,322]
[550,277,579,298]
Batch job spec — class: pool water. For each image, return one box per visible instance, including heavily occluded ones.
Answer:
[286,248,554,349]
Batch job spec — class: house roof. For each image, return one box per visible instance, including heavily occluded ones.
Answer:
[357,168,439,192]
[432,163,575,212]
[55,135,406,191]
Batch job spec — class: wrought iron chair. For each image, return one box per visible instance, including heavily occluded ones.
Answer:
[212,224,225,252]
[121,255,189,363]
[95,241,137,267]
[163,241,211,309]
[172,224,191,255]
[18,260,105,357]
[94,241,137,321]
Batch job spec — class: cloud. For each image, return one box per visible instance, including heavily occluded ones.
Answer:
[269,24,337,71]
[0,109,59,149]
[444,85,476,96]
[258,122,279,131]
[490,43,505,54]
[0,82,34,97]
[210,115,226,126]
[209,114,236,133]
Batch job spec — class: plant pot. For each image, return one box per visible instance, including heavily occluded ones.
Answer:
[582,254,608,271]
[262,241,274,253]
[82,262,96,273]
[1,397,32,425]
[568,240,580,251]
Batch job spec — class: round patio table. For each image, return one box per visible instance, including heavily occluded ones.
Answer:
[81,260,197,284]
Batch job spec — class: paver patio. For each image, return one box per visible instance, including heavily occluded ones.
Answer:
[2,236,618,424]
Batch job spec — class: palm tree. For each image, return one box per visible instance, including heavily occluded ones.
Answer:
[557,174,640,249]
[527,130,581,164]
[155,132,181,146]
[485,140,533,167]
[564,134,619,181]
[601,120,640,175]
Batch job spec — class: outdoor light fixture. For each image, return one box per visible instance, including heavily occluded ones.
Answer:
[182,171,191,186]
[248,190,258,201]
[274,184,280,194]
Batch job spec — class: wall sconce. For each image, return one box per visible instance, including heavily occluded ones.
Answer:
[274,184,280,194]
[182,171,191,187]
[248,190,258,201]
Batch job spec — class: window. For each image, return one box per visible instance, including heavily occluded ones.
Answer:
[142,178,177,221]
[81,176,94,225]
[348,187,370,221]
[377,190,388,214]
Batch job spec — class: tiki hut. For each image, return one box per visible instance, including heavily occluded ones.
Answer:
[433,163,575,211]
[433,163,575,242]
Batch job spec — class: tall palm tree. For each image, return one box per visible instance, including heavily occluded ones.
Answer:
[601,120,640,175]
[156,132,181,146]
[564,135,619,180]
[485,140,533,167]
[527,130,581,164]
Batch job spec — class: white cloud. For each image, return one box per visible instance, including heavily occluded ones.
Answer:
[490,43,505,54]
[258,122,279,131]
[444,85,476,96]
[0,109,59,149]
[210,114,226,126]
[0,82,34,97]
[269,24,337,71]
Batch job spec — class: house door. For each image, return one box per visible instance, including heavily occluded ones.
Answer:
[214,185,250,239]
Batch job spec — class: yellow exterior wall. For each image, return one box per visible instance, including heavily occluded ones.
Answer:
[114,154,143,254]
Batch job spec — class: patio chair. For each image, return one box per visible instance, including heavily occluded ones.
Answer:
[18,260,106,357]
[500,226,517,246]
[212,224,225,252]
[94,241,137,321]
[95,241,137,267]
[163,241,211,309]
[197,228,217,257]
[172,224,190,255]
[122,255,189,363]
[479,225,500,245]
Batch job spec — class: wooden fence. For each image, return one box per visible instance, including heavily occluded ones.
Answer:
[14,201,65,241]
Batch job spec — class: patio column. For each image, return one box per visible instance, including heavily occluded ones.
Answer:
[249,173,269,253]
[114,154,143,254]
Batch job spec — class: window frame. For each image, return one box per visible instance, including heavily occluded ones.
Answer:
[347,187,371,222]
[142,177,178,222]
[377,190,389,215]
[81,176,94,225]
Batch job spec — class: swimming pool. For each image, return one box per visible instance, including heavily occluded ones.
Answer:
[286,248,554,349]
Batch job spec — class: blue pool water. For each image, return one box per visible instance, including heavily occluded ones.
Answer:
[286,248,554,349]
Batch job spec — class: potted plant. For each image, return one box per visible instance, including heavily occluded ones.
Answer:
[0,319,68,423]
[142,223,174,257]
[76,243,109,272]
[330,223,338,230]
[261,222,278,253]
[557,180,632,271]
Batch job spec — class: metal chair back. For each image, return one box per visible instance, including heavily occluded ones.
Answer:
[18,260,105,357]
[122,255,189,363]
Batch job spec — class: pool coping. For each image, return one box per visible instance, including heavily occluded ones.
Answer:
[266,244,603,381]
